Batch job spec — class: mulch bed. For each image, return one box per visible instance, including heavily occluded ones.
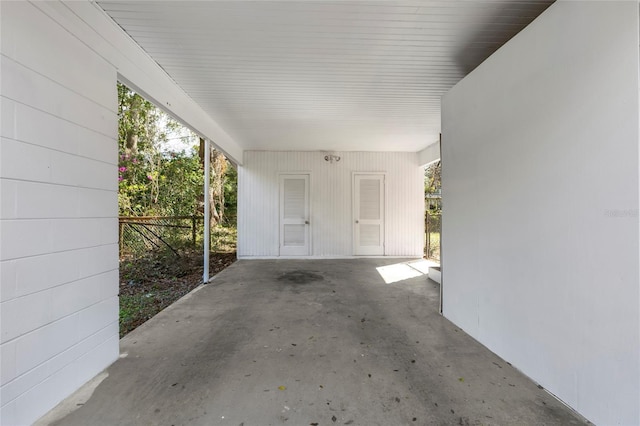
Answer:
[119,250,236,337]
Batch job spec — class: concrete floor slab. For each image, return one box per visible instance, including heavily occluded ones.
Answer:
[38,259,588,426]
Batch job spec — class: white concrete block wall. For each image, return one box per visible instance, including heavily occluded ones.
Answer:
[238,151,424,257]
[0,2,119,424]
[441,2,639,424]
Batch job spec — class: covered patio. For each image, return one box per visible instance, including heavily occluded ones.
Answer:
[3,1,639,424]
[39,259,585,426]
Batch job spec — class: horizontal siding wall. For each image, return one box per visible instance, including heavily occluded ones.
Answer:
[238,151,423,257]
[441,2,639,425]
[0,2,119,425]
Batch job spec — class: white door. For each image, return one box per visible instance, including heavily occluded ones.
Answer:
[354,174,385,255]
[280,174,310,256]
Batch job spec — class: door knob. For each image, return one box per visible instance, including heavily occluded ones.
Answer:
[355,220,359,224]
[305,220,309,225]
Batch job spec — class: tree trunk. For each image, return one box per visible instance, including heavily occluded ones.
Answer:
[125,96,141,153]
[125,132,138,153]
[199,138,220,227]
[211,150,227,225]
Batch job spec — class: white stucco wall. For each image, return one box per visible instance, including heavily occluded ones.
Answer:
[238,151,424,257]
[0,2,120,424]
[441,2,640,424]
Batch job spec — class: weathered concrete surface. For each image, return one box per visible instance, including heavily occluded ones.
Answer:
[39,259,589,426]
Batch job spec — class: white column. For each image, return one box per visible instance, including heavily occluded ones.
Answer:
[203,138,210,283]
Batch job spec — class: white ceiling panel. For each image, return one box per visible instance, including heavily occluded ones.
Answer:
[97,1,553,152]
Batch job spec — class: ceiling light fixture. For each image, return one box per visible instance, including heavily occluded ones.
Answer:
[324,154,341,164]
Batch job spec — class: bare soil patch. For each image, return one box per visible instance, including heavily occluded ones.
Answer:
[119,250,236,337]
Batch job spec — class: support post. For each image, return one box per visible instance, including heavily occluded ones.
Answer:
[203,138,211,283]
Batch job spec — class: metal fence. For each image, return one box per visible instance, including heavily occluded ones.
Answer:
[119,216,203,257]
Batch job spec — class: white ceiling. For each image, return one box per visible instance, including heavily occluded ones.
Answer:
[97,1,553,153]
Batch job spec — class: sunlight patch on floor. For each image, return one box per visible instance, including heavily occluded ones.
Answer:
[376,259,439,284]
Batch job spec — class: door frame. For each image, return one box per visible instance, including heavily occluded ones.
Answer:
[279,172,312,256]
[352,172,386,256]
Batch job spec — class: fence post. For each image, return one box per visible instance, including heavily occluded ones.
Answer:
[192,216,197,247]
[119,220,124,252]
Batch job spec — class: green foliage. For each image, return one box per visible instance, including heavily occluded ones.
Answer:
[424,161,441,260]
[119,292,167,336]
[117,82,237,221]
[155,150,203,216]
[424,160,442,196]
[118,81,173,215]
[210,225,237,252]
[223,165,238,224]
[117,83,180,154]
